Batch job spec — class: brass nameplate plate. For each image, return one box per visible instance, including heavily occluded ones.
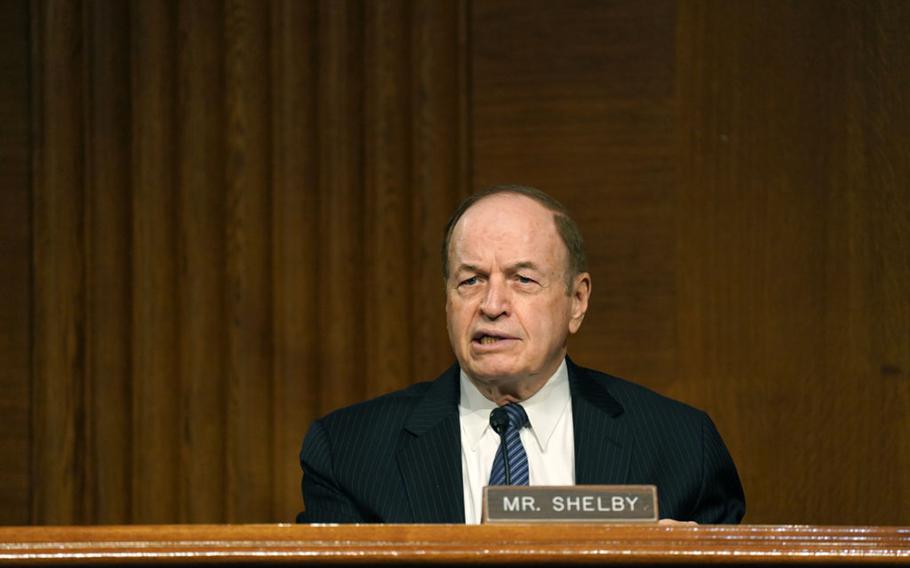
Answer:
[483,485,658,523]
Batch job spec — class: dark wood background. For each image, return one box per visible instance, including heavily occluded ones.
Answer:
[1,0,907,525]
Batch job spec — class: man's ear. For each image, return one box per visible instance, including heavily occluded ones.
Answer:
[568,272,591,334]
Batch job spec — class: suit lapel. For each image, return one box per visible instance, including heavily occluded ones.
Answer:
[396,365,465,523]
[568,359,633,485]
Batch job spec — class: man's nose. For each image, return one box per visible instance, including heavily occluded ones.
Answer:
[479,277,510,319]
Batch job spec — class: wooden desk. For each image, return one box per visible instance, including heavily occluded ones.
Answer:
[1,524,908,565]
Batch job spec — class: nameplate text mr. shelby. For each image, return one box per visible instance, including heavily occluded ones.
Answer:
[483,485,658,523]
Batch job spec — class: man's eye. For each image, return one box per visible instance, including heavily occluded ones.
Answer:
[516,275,535,285]
[460,276,478,286]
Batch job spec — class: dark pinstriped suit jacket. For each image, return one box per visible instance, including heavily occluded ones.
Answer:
[298,358,745,524]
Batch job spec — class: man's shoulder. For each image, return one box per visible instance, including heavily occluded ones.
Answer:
[314,365,457,432]
[569,361,707,421]
[320,380,431,420]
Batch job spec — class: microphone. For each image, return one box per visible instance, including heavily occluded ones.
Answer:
[490,406,511,485]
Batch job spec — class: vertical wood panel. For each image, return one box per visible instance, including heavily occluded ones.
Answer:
[176,0,226,523]
[364,0,413,397]
[676,0,910,523]
[17,0,473,525]
[224,0,274,522]
[31,0,86,524]
[410,0,470,380]
[471,0,678,386]
[316,0,365,414]
[0,0,32,525]
[130,0,179,523]
[846,0,910,520]
[271,0,319,523]
[84,0,132,524]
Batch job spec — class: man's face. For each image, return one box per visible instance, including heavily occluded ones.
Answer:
[445,193,590,392]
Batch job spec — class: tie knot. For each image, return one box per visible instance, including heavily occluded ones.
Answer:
[503,403,529,430]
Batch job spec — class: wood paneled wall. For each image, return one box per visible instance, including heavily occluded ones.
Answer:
[674,0,910,525]
[0,0,32,527]
[472,0,909,524]
[14,0,467,524]
[1,0,907,525]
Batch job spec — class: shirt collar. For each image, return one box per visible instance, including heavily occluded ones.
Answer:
[458,359,571,453]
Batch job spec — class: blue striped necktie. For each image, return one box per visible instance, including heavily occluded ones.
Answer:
[488,403,530,486]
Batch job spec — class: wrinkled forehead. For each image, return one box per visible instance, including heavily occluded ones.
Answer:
[448,194,566,267]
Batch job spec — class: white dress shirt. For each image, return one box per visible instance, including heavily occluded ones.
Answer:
[458,358,575,524]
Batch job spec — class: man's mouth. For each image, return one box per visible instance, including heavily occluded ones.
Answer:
[473,333,513,345]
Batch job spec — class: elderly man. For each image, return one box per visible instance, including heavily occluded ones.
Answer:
[298,185,745,524]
